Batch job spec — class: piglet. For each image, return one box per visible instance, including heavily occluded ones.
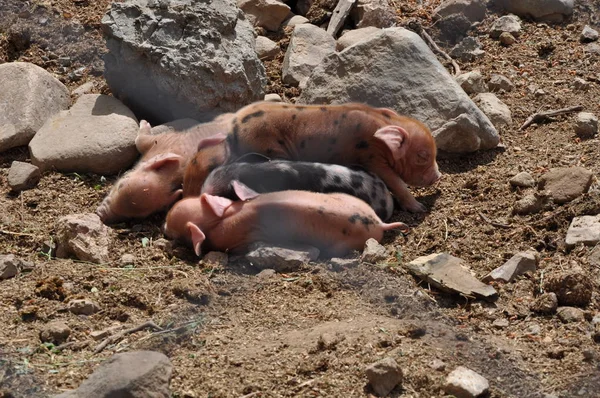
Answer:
[164,181,407,258]
[96,116,232,224]
[202,160,395,221]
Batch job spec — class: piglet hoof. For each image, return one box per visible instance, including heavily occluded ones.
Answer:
[401,200,427,213]
[139,119,152,133]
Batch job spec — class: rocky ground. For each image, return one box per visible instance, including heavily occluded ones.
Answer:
[1,0,600,397]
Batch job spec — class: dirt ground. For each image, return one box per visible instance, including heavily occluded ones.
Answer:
[1,0,600,397]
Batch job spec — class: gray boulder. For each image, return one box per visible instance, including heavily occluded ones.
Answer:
[55,351,172,398]
[0,62,70,152]
[298,28,500,153]
[102,0,266,124]
[496,0,574,22]
[29,94,139,175]
[282,24,336,88]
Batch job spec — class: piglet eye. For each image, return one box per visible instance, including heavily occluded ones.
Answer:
[416,151,429,164]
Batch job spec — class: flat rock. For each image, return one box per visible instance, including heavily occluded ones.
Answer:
[282,24,336,88]
[68,299,100,315]
[544,267,592,306]
[0,62,70,152]
[351,0,395,29]
[55,351,172,398]
[565,215,600,249]
[488,74,514,92]
[255,36,279,60]
[444,366,489,398]
[238,0,291,31]
[336,27,381,51]
[455,70,488,94]
[407,253,497,300]
[29,94,139,175]
[538,167,593,204]
[581,25,599,43]
[489,14,521,39]
[55,213,111,264]
[497,0,574,22]
[0,254,20,280]
[557,306,585,323]
[40,321,71,344]
[509,171,535,188]
[473,92,512,128]
[8,161,41,192]
[433,0,487,23]
[482,250,538,283]
[298,28,499,153]
[450,37,485,62]
[365,357,403,396]
[361,238,389,264]
[574,112,598,138]
[245,242,319,272]
[102,0,266,123]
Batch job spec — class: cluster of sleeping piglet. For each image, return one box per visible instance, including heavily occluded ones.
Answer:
[96,101,442,258]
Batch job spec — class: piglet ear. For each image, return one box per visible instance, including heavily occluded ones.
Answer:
[232,180,260,201]
[135,120,154,153]
[186,222,206,256]
[201,194,233,218]
[143,153,182,171]
[374,125,409,163]
[197,132,228,151]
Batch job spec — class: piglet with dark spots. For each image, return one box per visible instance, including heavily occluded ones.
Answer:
[164,181,407,258]
[201,160,395,220]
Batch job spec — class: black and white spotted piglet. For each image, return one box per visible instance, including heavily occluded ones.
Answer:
[200,160,395,221]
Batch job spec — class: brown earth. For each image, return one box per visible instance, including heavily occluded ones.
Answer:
[1,0,600,397]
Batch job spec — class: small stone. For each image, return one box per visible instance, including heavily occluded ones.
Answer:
[449,37,485,62]
[556,306,585,323]
[455,70,488,94]
[538,167,593,204]
[361,238,389,264]
[444,366,489,398]
[499,31,516,45]
[544,268,592,306]
[482,250,538,283]
[0,254,19,280]
[531,292,558,314]
[7,161,41,192]
[489,14,521,39]
[68,299,100,315]
[120,254,136,267]
[153,238,173,254]
[488,74,514,92]
[264,93,282,102]
[245,242,319,272]
[39,321,71,344]
[365,357,403,396]
[565,215,600,249]
[202,251,228,267]
[473,92,512,128]
[256,269,277,279]
[574,112,598,138]
[509,171,535,188]
[525,323,542,335]
[573,77,590,91]
[513,192,548,215]
[329,257,360,271]
[492,318,509,328]
[580,25,599,43]
[428,358,446,371]
[255,36,279,60]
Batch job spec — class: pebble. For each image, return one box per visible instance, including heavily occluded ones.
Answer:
[556,306,585,323]
[488,74,514,92]
[573,77,590,91]
[39,321,71,344]
[428,358,446,371]
[68,299,100,315]
[365,357,403,396]
[538,167,593,204]
[245,242,319,272]
[0,254,19,280]
[531,292,558,314]
[499,31,516,45]
[202,251,228,267]
[565,215,600,249]
[444,366,490,398]
[120,254,136,267]
[361,238,389,264]
[580,25,599,43]
[574,112,598,138]
[256,269,277,279]
[493,318,509,328]
[489,14,522,39]
[525,323,542,335]
[509,171,535,188]
[8,161,41,192]
[329,257,360,271]
[512,192,548,215]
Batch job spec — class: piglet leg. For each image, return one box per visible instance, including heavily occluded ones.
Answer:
[374,168,427,213]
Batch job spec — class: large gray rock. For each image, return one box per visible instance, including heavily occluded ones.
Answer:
[0,62,70,152]
[496,0,574,22]
[282,24,336,88]
[450,37,485,62]
[29,94,139,175]
[538,167,593,204]
[102,0,266,124]
[298,28,499,153]
[55,351,172,398]
[455,70,488,94]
